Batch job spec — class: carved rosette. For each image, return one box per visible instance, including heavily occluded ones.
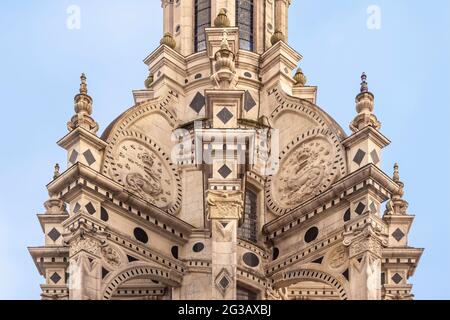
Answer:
[103,131,182,214]
[266,129,346,215]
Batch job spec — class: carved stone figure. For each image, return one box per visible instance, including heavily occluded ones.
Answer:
[101,245,122,267]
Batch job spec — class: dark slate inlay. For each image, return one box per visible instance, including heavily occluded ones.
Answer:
[218,164,232,179]
[102,267,110,279]
[312,257,324,264]
[171,246,179,259]
[73,203,81,214]
[273,247,280,261]
[343,209,351,222]
[50,272,62,284]
[189,92,206,113]
[193,242,205,253]
[100,207,109,222]
[85,202,96,215]
[343,269,349,281]
[392,228,405,242]
[244,91,257,112]
[217,107,234,124]
[370,149,380,165]
[305,227,319,243]
[392,273,403,284]
[133,227,149,244]
[69,150,79,164]
[353,149,366,165]
[127,255,139,262]
[244,72,252,78]
[370,202,377,214]
[48,228,61,242]
[355,202,366,215]
[243,252,260,268]
[381,272,386,285]
[83,149,96,166]
[219,276,230,290]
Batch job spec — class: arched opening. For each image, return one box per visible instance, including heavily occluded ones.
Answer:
[194,0,211,52]
[238,189,258,243]
[236,0,254,51]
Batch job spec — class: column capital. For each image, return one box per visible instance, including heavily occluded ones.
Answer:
[207,190,244,220]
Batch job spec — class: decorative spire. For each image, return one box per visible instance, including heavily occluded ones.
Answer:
[160,32,176,50]
[293,68,307,86]
[67,74,99,133]
[214,8,230,28]
[350,73,381,132]
[53,163,60,180]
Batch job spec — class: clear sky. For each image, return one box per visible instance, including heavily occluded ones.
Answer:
[0,0,449,300]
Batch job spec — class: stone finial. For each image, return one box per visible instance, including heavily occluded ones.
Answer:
[211,31,237,89]
[393,163,400,182]
[293,68,307,86]
[144,72,154,89]
[67,74,99,133]
[385,163,409,215]
[53,163,60,180]
[350,73,381,133]
[270,30,286,45]
[160,32,176,50]
[214,8,230,28]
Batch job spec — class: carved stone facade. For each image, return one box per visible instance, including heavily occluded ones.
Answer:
[29,0,423,300]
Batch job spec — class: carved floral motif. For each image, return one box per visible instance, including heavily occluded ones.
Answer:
[207,191,244,220]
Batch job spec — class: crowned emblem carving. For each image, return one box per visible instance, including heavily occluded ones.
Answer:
[269,131,344,212]
[101,244,122,268]
[109,140,174,209]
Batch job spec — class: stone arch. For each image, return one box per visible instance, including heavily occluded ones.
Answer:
[273,268,349,300]
[101,263,182,300]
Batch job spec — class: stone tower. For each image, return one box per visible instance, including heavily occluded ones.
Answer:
[29,0,423,300]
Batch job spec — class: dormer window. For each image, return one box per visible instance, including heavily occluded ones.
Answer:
[236,0,254,51]
[194,0,211,52]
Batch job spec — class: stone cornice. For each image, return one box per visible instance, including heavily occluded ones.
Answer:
[342,125,391,149]
[47,163,194,239]
[264,164,399,236]
[57,126,108,150]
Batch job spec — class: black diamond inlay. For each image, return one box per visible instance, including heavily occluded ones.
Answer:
[85,202,96,215]
[355,202,366,215]
[190,92,205,113]
[370,150,380,165]
[83,149,96,166]
[69,150,79,164]
[73,203,81,214]
[392,273,403,284]
[219,276,230,290]
[217,107,234,124]
[102,267,110,279]
[312,257,324,264]
[392,228,405,242]
[218,164,232,179]
[353,149,366,165]
[100,207,109,222]
[127,255,139,262]
[244,91,257,112]
[50,272,61,284]
[344,209,351,222]
[343,269,349,281]
[48,228,61,242]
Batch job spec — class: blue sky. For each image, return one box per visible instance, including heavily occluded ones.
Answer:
[0,0,448,300]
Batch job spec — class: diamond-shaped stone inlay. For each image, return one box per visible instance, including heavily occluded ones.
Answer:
[50,272,62,284]
[355,202,366,215]
[370,149,380,165]
[353,149,366,165]
[343,209,351,222]
[83,149,96,166]
[73,202,81,213]
[48,228,61,242]
[219,276,230,290]
[244,91,257,112]
[85,202,96,215]
[370,202,377,214]
[217,107,234,124]
[218,164,232,179]
[392,273,403,284]
[189,92,205,113]
[392,228,405,242]
[69,150,79,164]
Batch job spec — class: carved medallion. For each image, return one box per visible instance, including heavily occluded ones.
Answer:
[328,246,348,270]
[101,244,122,268]
[266,129,346,215]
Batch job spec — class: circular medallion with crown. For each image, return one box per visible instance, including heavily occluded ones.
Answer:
[105,131,182,215]
[266,128,346,216]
